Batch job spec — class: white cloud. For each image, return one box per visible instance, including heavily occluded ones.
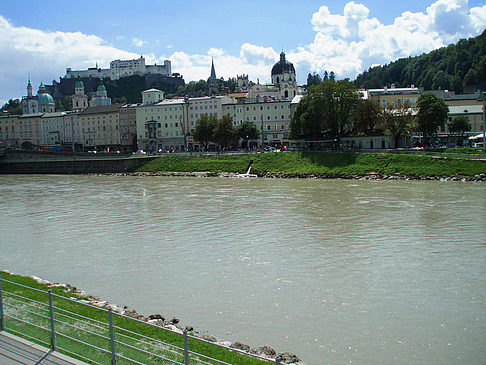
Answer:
[132,37,146,47]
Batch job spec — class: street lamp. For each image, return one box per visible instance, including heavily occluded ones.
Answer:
[482,92,486,152]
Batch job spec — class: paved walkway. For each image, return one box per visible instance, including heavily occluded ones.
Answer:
[0,331,87,365]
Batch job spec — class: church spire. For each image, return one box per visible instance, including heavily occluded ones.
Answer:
[210,57,216,79]
[27,75,33,97]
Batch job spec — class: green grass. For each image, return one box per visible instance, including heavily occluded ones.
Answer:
[135,152,486,177]
[0,271,270,365]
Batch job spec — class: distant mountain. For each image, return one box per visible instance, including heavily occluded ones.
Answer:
[354,29,486,93]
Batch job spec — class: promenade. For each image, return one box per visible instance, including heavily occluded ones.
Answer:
[0,332,86,365]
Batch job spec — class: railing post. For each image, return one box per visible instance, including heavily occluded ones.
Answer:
[183,329,190,365]
[48,289,56,351]
[275,355,282,365]
[109,308,117,365]
[0,273,5,331]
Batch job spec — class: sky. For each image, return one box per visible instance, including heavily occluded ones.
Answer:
[1,0,485,106]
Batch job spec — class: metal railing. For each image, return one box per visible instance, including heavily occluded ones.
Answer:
[0,275,282,365]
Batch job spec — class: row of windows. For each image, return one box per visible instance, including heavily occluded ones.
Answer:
[145,131,181,137]
[227,104,289,112]
[145,114,183,121]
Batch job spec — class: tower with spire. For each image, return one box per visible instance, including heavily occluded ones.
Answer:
[208,57,219,95]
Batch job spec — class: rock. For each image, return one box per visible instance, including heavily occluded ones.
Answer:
[148,314,165,321]
[164,324,183,334]
[185,326,194,332]
[148,319,165,326]
[230,342,250,352]
[200,334,219,342]
[277,352,300,364]
[170,317,179,324]
[31,276,51,285]
[250,345,277,358]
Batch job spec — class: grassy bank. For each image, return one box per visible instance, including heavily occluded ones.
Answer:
[135,151,486,177]
[0,271,270,365]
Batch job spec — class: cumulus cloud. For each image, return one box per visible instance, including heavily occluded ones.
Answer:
[300,0,486,80]
[132,37,146,47]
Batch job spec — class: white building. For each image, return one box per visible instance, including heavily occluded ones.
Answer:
[247,52,302,101]
[65,56,172,81]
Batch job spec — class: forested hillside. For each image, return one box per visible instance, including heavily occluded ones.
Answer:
[354,29,486,93]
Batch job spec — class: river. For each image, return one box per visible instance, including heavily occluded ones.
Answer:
[0,175,485,365]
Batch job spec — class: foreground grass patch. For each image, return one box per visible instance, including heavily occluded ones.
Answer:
[135,152,486,177]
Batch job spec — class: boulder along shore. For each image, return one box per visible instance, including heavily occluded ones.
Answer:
[107,171,486,182]
[24,274,301,365]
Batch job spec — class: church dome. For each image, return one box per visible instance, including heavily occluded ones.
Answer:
[75,80,85,88]
[271,52,295,76]
[97,84,106,92]
[37,83,55,105]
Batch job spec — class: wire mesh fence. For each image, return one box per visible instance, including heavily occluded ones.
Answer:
[0,276,280,365]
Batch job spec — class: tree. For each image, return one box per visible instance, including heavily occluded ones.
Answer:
[237,121,260,148]
[416,93,449,145]
[355,99,381,135]
[307,72,322,87]
[382,101,414,148]
[447,115,471,145]
[290,79,361,141]
[193,114,218,150]
[213,114,236,150]
[1,99,22,115]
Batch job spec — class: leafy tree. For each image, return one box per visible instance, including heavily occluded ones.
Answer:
[213,114,236,150]
[355,99,381,135]
[447,115,471,135]
[193,114,218,150]
[416,93,449,145]
[1,99,22,115]
[290,79,361,141]
[307,72,322,87]
[237,121,260,147]
[381,101,414,148]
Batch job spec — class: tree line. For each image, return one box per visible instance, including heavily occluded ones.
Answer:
[291,78,467,146]
[193,114,260,150]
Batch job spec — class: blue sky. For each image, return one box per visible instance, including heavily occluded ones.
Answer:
[1,0,485,105]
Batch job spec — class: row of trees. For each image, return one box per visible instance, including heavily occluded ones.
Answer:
[193,114,260,150]
[291,78,462,146]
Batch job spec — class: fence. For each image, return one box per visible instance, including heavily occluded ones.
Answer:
[0,275,282,365]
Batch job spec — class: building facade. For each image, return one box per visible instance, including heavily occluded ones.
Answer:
[65,56,172,81]
[78,105,122,150]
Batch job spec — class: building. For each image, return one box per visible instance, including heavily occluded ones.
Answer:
[62,111,82,146]
[222,99,292,147]
[21,79,56,115]
[42,112,66,145]
[72,81,89,111]
[0,115,20,148]
[78,104,122,150]
[142,89,165,105]
[208,58,219,95]
[17,114,43,148]
[365,84,420,108]
[247,52,301,101]
[90,83,111,107]
[119,103,139,151]
[136,99,188,152]
[65,56,172,81]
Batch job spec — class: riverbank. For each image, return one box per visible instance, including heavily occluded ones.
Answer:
[133,152,486,181]
[0,270,301,365]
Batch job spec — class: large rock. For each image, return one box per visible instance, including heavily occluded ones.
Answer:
[277,352,300,364]
[250,345,276,358]
[230,342,250,352]
[200,334,219,342]
[148,314,165,321]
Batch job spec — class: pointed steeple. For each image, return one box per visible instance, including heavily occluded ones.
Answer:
[27,76,33,97]
[210,57,216,79]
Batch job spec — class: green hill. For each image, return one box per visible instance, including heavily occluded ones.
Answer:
[354,30,486,93]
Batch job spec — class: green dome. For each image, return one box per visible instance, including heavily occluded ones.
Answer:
[38,92,55,105]
[75,81,84,88]
[97,84,106,92]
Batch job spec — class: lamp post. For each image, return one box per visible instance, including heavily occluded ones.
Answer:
[482,92,486,152]
[261,114,264,150]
